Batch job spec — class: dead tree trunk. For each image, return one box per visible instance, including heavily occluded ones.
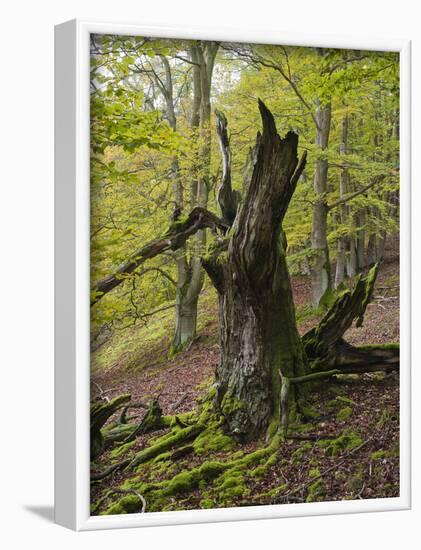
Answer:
[303,264,398,374]
[203,101,308,440]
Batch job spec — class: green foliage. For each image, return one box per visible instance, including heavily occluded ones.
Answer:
[89,33,399,348]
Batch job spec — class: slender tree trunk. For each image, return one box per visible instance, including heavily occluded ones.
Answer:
[203,102,307,440]
[335,115,349,288]
[171,43,218,353]
[366,231,377,266]
[311,99,332,306]
[347,235,358,277]
[356,209,366,269]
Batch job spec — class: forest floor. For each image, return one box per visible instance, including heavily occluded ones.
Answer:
[90,235,400,514]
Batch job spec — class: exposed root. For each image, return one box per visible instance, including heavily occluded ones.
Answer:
[91,459,131,482]
[91,488,146,515]
[98,429,283,514]
[129,424,205,469]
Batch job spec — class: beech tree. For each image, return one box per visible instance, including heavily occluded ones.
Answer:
[91,101,398,445]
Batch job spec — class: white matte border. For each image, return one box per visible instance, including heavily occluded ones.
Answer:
[54,19,411,531]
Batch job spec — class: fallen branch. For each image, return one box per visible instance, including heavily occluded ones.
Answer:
[91,206,229,306]
[170,392,189,412]
[91,458,131,482]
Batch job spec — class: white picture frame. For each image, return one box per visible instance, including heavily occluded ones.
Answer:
[54,18,411,531]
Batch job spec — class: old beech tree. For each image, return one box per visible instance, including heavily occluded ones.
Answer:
[92,101,398,444]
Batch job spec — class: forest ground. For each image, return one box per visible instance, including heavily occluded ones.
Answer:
[90,235,400,512]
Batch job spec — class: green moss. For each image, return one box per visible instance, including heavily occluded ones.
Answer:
[166,470,200,495]
[199,460,227,479]
[370,449,396,460]
[110,439,137,458]
[292,442,312,463]
[317,429,363,457]
[376,408,392,429]
[131,424,204,468]
[220,394,247,416]
[166,214,190,235]
[360,343,399,350]
[104,431,281,515]
[193,426,234,454]
[345,465,364,492]
[336,406,353,422]
[219,473,244,490]
[266,416,280,440]
[309,467,320,478]
[250,450,279,478]
[326,396,355,412]
[105,495,143,515]
[299,403,321,421]
[260,483,288,500]
[306,479,323,502]
[200,498,216,509]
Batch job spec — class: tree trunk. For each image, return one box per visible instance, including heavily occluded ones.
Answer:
[366,231,377,266]
[335,115,349,288]
[356,209,366,270]
[171,43,218,353]
[347,234,358,277]
[311,99,332,307]
[203,101,307,440]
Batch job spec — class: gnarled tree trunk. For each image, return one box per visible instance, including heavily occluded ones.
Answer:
[203,101,307,440]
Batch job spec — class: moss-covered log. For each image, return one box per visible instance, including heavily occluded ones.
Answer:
[91,394,131,460]
[129,424,205,469]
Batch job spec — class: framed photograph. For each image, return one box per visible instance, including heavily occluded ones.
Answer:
[55,19,411,531]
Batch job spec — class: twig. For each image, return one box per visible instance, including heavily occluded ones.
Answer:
[286,434,339,441]
[91,458,131,482]
[170,393,189,412]
[91,381,110,402]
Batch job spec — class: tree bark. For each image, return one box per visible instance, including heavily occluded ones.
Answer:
[356,209,366,270]
[215,109,239,225]
[171,43,218,353]
[311,99,332,307]
[335,115,349,288]
[203,101,307,440]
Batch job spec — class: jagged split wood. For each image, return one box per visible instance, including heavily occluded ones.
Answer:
[215,109,239,225]
[203,100,308,440]
[302,263,399,375]
[91,395,168,460]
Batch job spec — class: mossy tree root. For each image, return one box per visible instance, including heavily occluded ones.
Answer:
[122,399,164,444]
[91,394,131,460]
[91,488,146,515]
[102,432,283,515]
[128,424,205,469]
